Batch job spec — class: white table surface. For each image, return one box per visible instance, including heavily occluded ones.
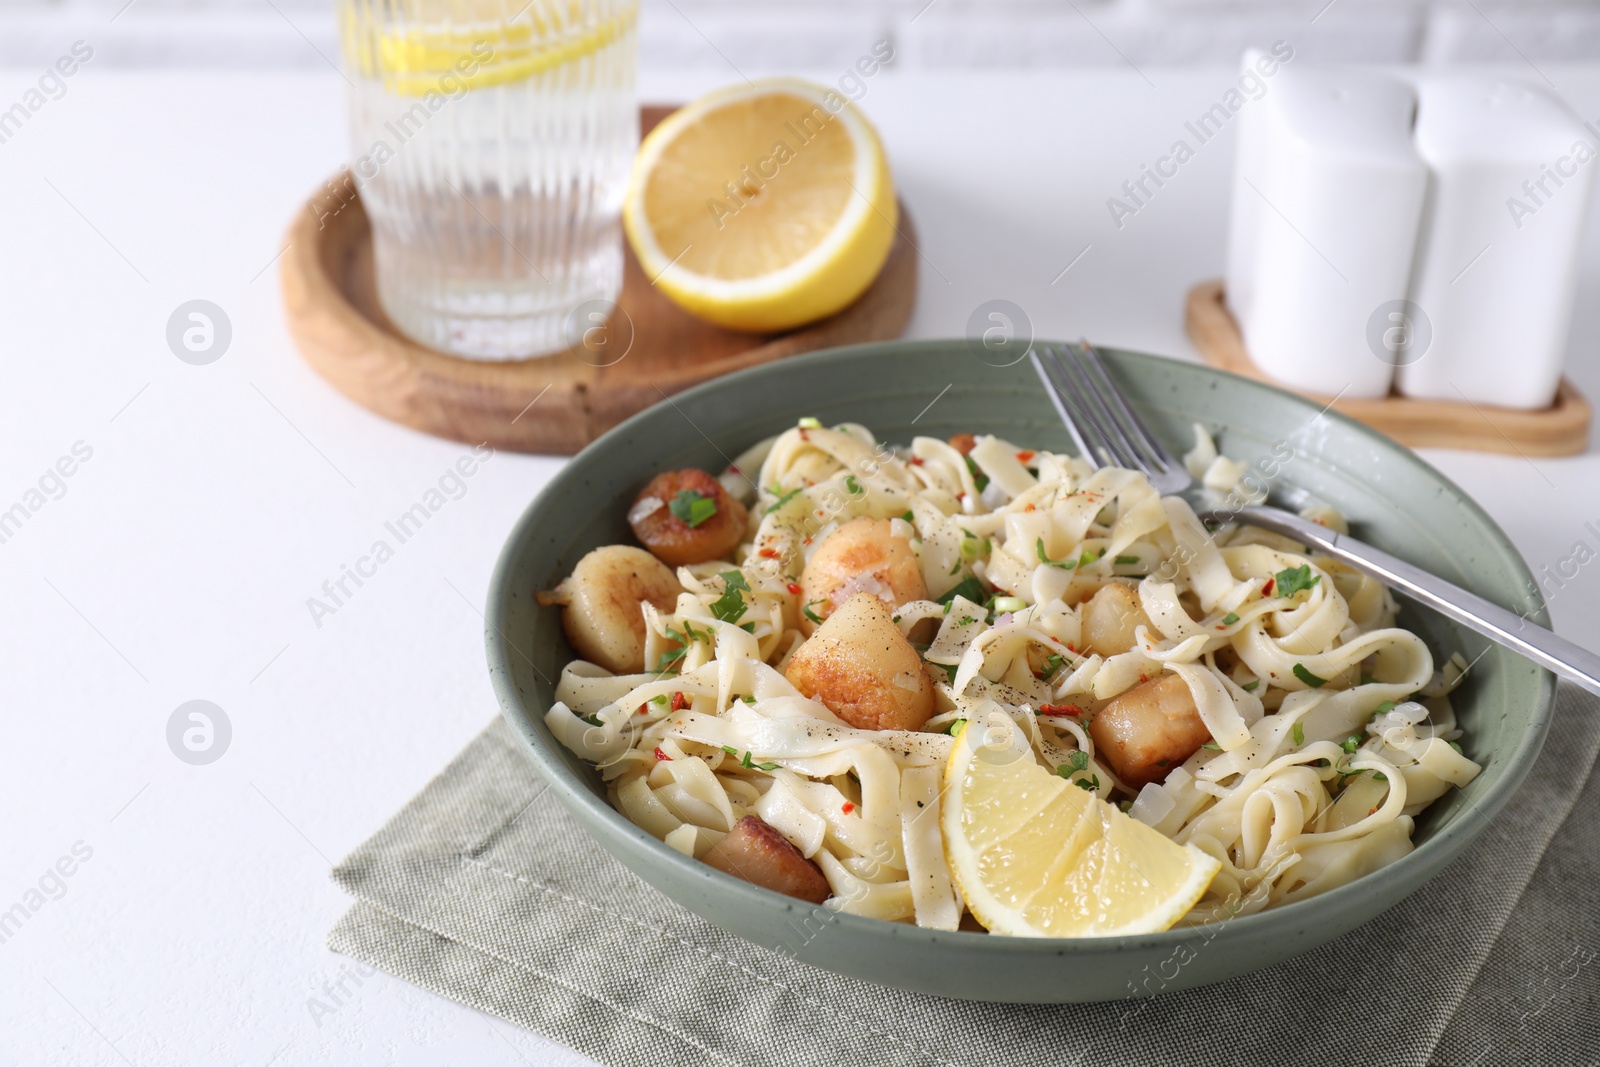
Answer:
[3,63,1598,1066]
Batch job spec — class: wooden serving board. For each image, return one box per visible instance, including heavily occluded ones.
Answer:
[1185,280,1591,457]
[280,106,918,455]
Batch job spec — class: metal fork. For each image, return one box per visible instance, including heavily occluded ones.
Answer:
[1029,340,1600,697]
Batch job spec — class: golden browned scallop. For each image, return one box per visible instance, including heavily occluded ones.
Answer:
[701,815,830,904]
[799,517,927,634]
[784,593,934,732]
[541,546,682,674]
[628,469,749,566]
[1088,673,1211,787]
[1081,582,1157,658]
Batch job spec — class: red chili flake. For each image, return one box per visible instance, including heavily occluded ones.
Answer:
[727,464,741,475]
[910,456,924,466]
[636,703,649,716]
[1016,450,1035,463]
[1215,625,1226,631]
[653,747,672,761]
[1024,503,1036,512]
[670,691,688,712]
[1138,673,1150,684]
[802,537,813,546]
[1038,704,1085,717]
[758,548,781,559]
[841,801,856,815]
[1066,644,1077,654]
[799,428,810,441]
[786,582,803,595]
[1262,578,1275,596]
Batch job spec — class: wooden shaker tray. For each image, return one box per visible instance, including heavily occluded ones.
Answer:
[280,106,918,455]
[1185,281,1591,457]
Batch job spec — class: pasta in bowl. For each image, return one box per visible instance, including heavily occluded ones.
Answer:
[486,339,1552,1001]
[536,420,1483,937]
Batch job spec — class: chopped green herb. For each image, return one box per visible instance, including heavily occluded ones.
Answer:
[1201,742,1221,751]
[1373,772,1387,782]
[1077,548,1102,569]
[669,488,718,527]
[650,694,668,705]
[844,474,863,496]
[709,570,750,623]
[764,485,803,514]
[1341,734,1361,754]
[948,558,962,576]
[1036,537,1075,570]
[721,745,739,756]
[963,454,990,493]
[1448,740,1463,754]
[1118,799,1133,812]
[797,416,822,429]
[958,615,977,626]
[1114,554,1142,566]
[1073,774,1100,792]
[1059,750,1090,775]
[802,600,827,625]
[944,718,968,736]
[653,646,687,673]
[580,713,604,727]
[1293,663,1328,688]
[738,622,756,633]
[1371,700,1398,719]
[1274,564,1320,599]
[1040,653,1065,677]
[937,574,989,607]
[1241,679,1260,692]
[1291,721,1305,746]
[928,661,957,684]
[1222,612,1240,625]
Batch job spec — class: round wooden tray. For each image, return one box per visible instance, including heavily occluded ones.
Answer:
[280,107,918,455]
[1185,280,1591,457]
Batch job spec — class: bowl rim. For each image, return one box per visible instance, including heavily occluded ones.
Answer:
[486,338,1556,957]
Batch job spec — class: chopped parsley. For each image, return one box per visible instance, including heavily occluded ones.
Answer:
[1293,663,1328,688]
[958,615,977,626]
[1036,537,1075,570]
[764,485,803,514]
[963,454,990,492]
[900,509,915,523]
[844,475,863,496]
[709,570,749,623]
[579,713,604,727]
[1341,734,1361,754]
[1274,564,1320,599]
[801,600,827,625]
[937,573,989,607]
[1291,721,1305,746]
[1059,750,1090,775]
[721,746,780,771]
[1201,742,1221,751]
[1073,775,1100,792]
[669,488,717,527]
[1114,554,1142,566]
[1077,548,1103,570]
[943,718,968,736]
[653,646,686,673]
[1222,612,1240,625]
[1372,700,1398,719]
[1040,653,1064,677]
[1241,679,1260,692]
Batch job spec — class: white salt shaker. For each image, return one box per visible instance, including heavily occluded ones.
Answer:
[1225,60,1426,397]
[1397,77,1593,410]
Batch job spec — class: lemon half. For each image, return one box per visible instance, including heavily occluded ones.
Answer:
[623,79,897,332]
[942,726,1221,937]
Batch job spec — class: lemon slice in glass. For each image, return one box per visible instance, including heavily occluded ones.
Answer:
[623,78,897,332]
[942,721,1221,937]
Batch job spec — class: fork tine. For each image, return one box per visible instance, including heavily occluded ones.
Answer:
[1028,344,1096,463]
[1073,340,1181,472]
[1059,343,1153,473]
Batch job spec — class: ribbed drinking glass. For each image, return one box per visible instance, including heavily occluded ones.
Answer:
[336,0,639,360]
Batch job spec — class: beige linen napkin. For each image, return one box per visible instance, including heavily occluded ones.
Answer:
[329,686,1600,1067]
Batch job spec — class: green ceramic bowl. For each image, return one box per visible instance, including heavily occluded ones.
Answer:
[486,339,1554,1003]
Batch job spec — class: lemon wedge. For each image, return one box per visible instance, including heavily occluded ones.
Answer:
[942,721,1221,937]
[623,78,897,332]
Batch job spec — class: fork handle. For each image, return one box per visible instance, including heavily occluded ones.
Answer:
[1228,506,1600,697]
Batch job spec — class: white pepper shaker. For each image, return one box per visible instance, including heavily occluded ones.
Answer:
[1397,76,1593,410]
[1225,62,1426,397]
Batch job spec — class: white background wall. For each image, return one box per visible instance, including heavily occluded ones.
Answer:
[4,0,1600,72]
